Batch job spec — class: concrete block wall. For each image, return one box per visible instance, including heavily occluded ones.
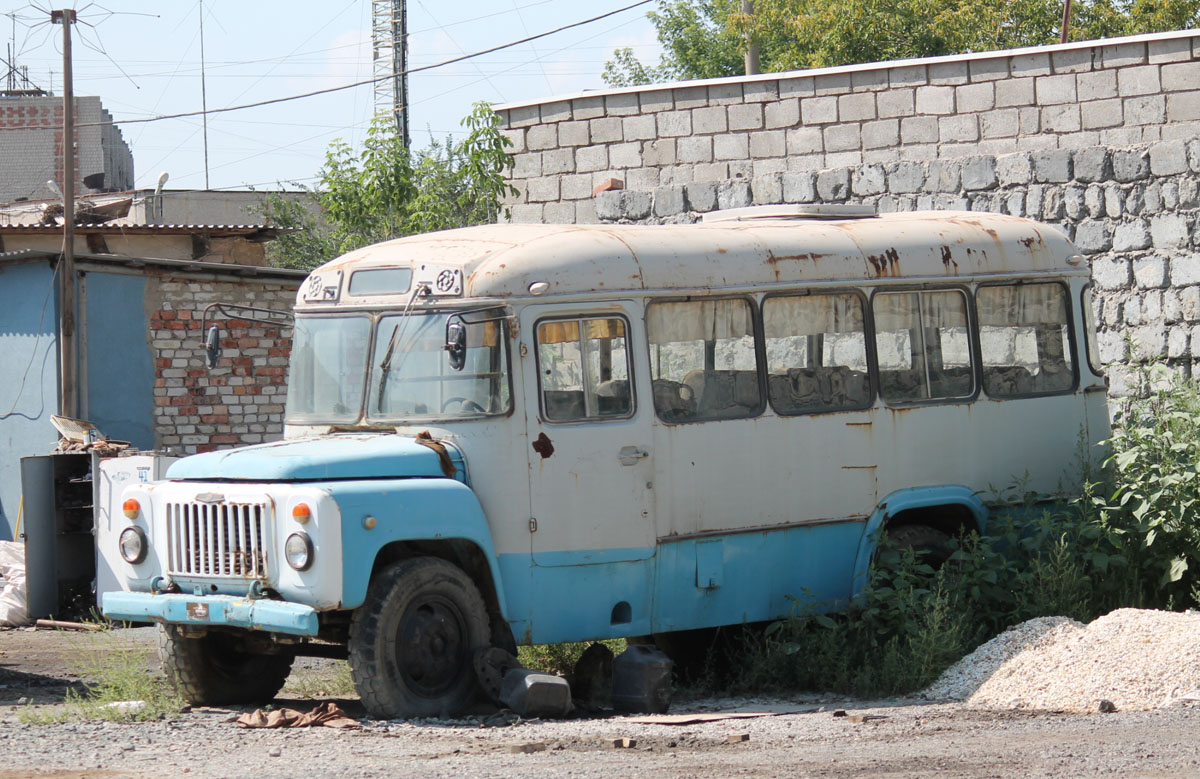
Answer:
[496,30,1200,393]
[0,95,134,203]
[146,276,298,454]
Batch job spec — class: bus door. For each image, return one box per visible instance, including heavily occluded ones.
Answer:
[518,302,656,640]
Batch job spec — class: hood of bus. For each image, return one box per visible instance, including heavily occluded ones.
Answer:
[165,433,467,483]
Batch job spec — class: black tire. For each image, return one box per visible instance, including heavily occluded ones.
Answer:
[158,625,295,706]
[348,557,490,719]
[882,524,955,568]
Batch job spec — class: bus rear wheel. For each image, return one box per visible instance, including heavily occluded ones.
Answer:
[349,557,490,719]
[158,625,295,705]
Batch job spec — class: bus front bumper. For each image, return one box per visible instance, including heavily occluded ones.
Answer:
[102,591,320,636]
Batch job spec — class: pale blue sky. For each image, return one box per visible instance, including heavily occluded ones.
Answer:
[7,1,659,191]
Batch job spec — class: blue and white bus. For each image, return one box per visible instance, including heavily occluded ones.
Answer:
[102,206,1108,718]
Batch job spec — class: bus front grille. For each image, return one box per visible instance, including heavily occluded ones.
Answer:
[165,501,270,578]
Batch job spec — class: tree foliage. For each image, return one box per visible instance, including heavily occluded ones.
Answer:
[262,102,516,270]
[605,0,1200,85]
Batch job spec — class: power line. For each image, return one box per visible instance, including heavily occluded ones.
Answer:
[70,0,652,129]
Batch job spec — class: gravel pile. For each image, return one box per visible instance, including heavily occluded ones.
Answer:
[926,609,1200,713]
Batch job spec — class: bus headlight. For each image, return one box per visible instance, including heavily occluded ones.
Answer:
[119,526,148,564]
[285,532,313,571]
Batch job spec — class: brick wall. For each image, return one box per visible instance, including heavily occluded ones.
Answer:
[147,275,298,454]
[0,95,134,202]
[496,30,1200,394]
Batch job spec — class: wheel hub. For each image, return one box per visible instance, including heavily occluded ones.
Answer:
[395,598,466,696]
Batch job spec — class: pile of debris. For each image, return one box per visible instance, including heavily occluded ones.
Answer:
[925,609,1200,712]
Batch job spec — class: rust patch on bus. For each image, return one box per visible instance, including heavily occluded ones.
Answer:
[866,247,900,277]
[532,432,555,459]
[940,246,959,274]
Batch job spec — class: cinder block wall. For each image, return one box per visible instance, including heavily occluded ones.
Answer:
[496,30,1200,393]
[0,96,134,202]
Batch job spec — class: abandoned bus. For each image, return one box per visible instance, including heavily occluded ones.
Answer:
[102,206,1108,718]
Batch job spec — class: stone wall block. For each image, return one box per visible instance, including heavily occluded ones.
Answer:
[1032,149,1073,183]
[1041,104,1082,132]
[1073,148,1112,182]
[924,160,961,193]
[786,126,823,155]
[1074,219,1112,253]
[526,124,558,150]
[1063,186,1087,220]
[928,61,969,85]
[656,111,693,137]
[1124,95,1167,125]
[782,172,816,203]
[750,130,787,158]
[605,93,640,116]
[900,116,939,144]
[622,114,657,141]
[752,173,784,204]
[1168,325,1191,358]
[801,96,838,124]
[1078,70,1119,101]
[707,83,744,105]
[1149,139,1189,175]
[823,124,861,153]
[653,185,687,217]
[915,86,955,114]
[1134,255,1169,288]
[677,136,714,164]
[1113,149,1151,181]
[1093,256,1131,289]
[574,146,606,173]
[816,168,851,200]
[877,89,915,118]
[981,109,1019,138]
[765,99,800,129]
[642,139,677,166]
[610,142,643,168]
[887,161,926,193]
[1152,214,1190,248]
[728,103,765,131]
[685,181,718,212]
[862,119,900,149]
[744,81,779,103]
[851,164,886,196]
[994,152,1032,185]
[940,114,979,142]
[839,92,876,121]
[590,116,623,143]
[956,82,996,112]
[1114,219,1153,251]
[558,121,590,147]
[1081,99,1124,130]
[1118,65,1161,97]
[717,180,753,210]
[961,156,998,191]
[1036,74,1078,104]
[542,148,575,175]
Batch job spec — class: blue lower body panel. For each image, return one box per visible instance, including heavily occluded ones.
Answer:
[103,592,319,636]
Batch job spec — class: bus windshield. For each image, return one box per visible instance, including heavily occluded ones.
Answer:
[368,311,510,421]
[285,311,511,425]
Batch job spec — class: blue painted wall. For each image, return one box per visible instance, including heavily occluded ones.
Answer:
[0,261,61,541]
[82,271,154,450]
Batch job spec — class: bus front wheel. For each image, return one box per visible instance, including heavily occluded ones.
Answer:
[349,557,490,719]
[158,625,295,705]
[882,524,955,569]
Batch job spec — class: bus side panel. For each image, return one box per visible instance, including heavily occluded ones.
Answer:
[520,557,656,645]
[651,520,866,634]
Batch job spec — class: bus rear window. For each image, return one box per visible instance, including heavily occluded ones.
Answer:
[647,298,761,423]
[978,283,1074,397]
[874,289,974,403]
[763,292,871,414]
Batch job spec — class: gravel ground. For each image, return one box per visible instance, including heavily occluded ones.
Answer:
[5,620,1200,777]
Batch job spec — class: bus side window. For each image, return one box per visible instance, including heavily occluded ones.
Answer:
[978,283,1075,398]
[763,292,871,414]
[874,289,974,403]
[535,317,633,422]
[646,298,761,423]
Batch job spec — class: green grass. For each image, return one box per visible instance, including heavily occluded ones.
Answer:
[281,660,356,699]
[19,626,184,724]
[517,639,627,676]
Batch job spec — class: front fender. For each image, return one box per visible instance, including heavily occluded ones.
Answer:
[324,478,505,613]
[850,485,987,596]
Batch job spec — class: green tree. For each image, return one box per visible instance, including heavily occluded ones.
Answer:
[605,0,1200,84]
[262,102,517,270]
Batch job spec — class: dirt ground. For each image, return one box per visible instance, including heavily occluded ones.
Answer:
[3,625,1200,778]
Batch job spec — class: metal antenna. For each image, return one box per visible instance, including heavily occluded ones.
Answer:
[199,0,210,189]
[372,0,409,148]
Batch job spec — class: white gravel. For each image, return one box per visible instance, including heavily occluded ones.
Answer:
[926,608,1200,713]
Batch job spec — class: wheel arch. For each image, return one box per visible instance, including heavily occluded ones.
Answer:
[851,485,987,595]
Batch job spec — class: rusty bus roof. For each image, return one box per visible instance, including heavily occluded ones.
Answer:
[296,211,1080,310]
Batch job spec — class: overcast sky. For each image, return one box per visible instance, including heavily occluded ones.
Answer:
[7,1,659,191]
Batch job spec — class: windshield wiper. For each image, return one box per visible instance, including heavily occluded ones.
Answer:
[375,322,402,412]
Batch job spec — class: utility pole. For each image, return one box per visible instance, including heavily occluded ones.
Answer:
[372,0,409,148]
[1060,0,1073,43]
[51,8,77,419]
[743,0,760,76]
[199,0,210,189]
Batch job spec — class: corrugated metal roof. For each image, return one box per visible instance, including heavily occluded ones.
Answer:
[0,248,306,280]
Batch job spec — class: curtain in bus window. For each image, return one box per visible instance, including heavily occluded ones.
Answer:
[874,290,973,402]
[646,299,760,423]
[536,317,632,421]
[978,283,1073,397]
[763,293,870,414]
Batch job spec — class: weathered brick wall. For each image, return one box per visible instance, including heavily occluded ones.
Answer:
[496,30,1200,394]
[0,96,134,202]
[147,276,298,454]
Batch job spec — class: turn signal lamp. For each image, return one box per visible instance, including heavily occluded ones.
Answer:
[122,498,140,519]
[292,503,311,524]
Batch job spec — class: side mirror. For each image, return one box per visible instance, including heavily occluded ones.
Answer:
[205,324,221,369]
[445,320,466,371]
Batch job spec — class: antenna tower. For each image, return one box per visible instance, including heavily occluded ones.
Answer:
[371,0,409,148]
